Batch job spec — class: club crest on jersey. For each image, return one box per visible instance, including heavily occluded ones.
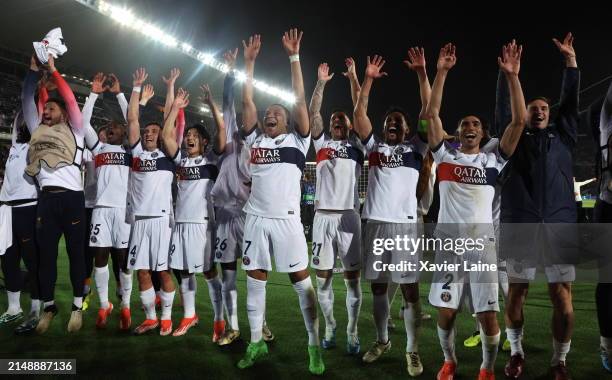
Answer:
[440,291,452,302]
[130,258,136,266]
[312,257,320,265]
[242,256,251,265]
[195,158,202,164]
[151,152,159,158]
[274,137,286,145]
[216,251,222,259]
[251,148,281,164]
[90,236,97,243]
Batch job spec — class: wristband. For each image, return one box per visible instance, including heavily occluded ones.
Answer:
[289,54,300,63]
[418,119,429,134]
[133,86,141,93]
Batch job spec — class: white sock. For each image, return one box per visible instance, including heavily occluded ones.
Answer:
[344,278,362,336]
[205,276,224,322]
[160,290,175,320]
[316,276,336,339]
[293,277,319,346]
[506,327,524,357]
[119,271,133,308]
[94,266,110,309]
[373,292,390,343]
[140,287,156,320]
[601,336,612,353]
[180,274,196,318]
[480,330,500,371]
[404,302,420,352]
[247,276,266,343]
[551,339,571,365]
[43,301,55,309]
[437,325,457,363]
[30,299,41,317]
[7,291,21,314]
[221,269,239,330]
[73,297,83,309]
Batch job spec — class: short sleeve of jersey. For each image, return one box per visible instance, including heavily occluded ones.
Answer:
[205,150,219,165]
[431,140,450,164]
[290,131,311,156]
[172,150,184,165]
[242,127,260,147]
[490,140,509,171]
[130,140,143,156]
[312,133,328,153]
[411,135,429,157]
[362,133,377,154]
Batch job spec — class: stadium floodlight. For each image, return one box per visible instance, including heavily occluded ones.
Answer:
[73,0,296,104]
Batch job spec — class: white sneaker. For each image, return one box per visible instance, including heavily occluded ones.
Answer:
[406,352,424,377]
[362,340,391,363]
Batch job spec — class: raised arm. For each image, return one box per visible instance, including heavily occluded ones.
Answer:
[222,48,239,142]
[404,47,431,120]
[161,88,189,158]
[21,55,42,133]
[201,84,226,154]
[241,34,261,133]
[354,55,388,141]
[47,55,82,130]
[309,63,334,138]
[553,32,580,142]
[498,42,528,157]
[425,44,457,149]
[342,57,361,108]
[162,68,180,119]
[106,73,128,121]
[282,28,309,136]
[127,67,148,147]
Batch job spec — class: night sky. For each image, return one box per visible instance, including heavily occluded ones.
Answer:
[1,1,611,168]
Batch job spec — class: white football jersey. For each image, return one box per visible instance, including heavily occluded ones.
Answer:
[174,151,218,223]
[0,143,38,203]
[128,142,175,217]
[243,130,310,219]
[313,134,364,211]
[89,141,130,208]
[362,134,428,223]
[35,127,85,191]
[432,140,508,225]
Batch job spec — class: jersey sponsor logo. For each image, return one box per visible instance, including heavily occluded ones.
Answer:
[176,164,219,181]
[131,156,175,173]
[316,145,365,166]
[368,150,422,170]
[95,152,132,168]
[250,147,306,170]
[437,162,498,186]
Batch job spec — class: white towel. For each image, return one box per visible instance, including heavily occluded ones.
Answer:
[0,205,13,256]
[33,27,68,64]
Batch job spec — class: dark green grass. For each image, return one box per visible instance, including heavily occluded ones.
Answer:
[0,241,607,379]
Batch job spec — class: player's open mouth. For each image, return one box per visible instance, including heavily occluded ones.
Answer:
[387,126,398,134]
[463,132,477,142]
[187,142,196,148]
